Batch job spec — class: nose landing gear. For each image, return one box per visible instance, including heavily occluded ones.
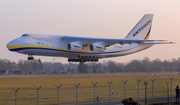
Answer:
[28,55,34,60]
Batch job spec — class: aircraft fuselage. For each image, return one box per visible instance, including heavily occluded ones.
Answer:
[6,33,154,62]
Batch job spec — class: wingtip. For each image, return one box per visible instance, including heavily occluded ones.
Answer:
[158,40,175,44]
[170,42,175,44]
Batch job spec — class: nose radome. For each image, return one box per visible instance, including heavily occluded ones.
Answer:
[7,40,13,46]
[6,39,16,50]
[7,36,30,51]
[6,37,22,50]
[6,42,10,50]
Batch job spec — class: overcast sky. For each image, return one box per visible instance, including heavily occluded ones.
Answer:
[0,0,179,63]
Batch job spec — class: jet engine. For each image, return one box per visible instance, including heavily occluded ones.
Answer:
[89,43,105,52]
[67,42,83,51]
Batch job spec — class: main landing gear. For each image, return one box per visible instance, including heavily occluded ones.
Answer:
[68,56,99,62]
[28,55,34,60]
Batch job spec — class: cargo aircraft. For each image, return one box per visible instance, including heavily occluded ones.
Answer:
[7,14,173,62]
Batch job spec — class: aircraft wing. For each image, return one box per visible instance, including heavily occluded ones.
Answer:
[61,36,173,45]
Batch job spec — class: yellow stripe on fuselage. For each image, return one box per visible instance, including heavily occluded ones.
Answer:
[7,45,40,49]
[7,45,97,53]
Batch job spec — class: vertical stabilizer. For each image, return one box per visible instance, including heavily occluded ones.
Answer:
[125,14,153,40]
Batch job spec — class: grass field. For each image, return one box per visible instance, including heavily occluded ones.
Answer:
[0,72,180,105]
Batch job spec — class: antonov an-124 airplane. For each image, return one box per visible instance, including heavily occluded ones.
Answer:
[7,14,173,62]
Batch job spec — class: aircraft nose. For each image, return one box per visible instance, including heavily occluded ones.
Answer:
[7,36,30,51]
[6,42,10,49]
[6,40,16,51]
[7,40,13,47]
[6,38,21,51]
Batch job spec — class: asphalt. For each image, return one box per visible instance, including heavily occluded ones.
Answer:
[62,95,176,105]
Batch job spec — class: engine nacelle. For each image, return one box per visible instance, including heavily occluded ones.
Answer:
[67,42,83,51]
[89,43,105,52]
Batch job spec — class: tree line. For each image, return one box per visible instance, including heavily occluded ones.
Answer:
[0,57,180,74]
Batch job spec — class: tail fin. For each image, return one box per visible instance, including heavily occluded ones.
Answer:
[125,14,153,40]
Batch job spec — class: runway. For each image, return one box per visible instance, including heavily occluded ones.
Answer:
[62,95,176,105]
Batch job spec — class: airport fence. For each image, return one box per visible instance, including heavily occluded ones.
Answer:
[0,74,179,105]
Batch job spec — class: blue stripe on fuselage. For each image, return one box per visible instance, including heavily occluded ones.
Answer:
[9,47,137,54]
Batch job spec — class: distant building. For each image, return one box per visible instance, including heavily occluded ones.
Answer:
[41,71,47,74]
[0,70,8,75]
[12,70,22,75]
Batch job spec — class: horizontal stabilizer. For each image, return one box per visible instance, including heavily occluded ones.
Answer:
[144,41,174,44]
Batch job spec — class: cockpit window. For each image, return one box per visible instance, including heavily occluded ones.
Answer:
[22,34,28,36]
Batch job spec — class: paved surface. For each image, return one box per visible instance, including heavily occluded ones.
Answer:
[62,96,176,105]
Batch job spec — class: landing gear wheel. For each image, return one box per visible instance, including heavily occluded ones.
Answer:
[95,59,99,62]
[28,55,34,60]
[28,57,34,60]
